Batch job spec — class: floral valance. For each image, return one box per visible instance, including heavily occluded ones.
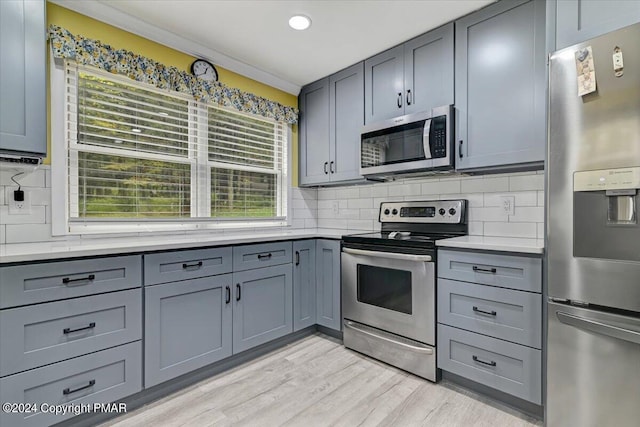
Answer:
[48,25,298,124]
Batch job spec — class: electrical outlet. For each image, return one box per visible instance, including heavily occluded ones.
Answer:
[501,196,515,216]
[8,189,32,215]
[332,201,340,216]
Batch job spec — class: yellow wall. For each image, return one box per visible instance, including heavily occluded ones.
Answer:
[46,3,299,185]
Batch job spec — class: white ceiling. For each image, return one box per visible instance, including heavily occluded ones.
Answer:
[53,0,495,94]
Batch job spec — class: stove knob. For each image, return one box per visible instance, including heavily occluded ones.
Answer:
[439,208,446,216]
[392,209,398,215]
[384,209,390,215]
[449,208,457,216]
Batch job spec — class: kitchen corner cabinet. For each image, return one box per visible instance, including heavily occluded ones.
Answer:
[553,0,640,50]
[0,0,46,157]
[316,239,341,331]
[232,264,293,353]
[455,0,546,171]
[293,240,316,331]
[299,62,364,186]
[364,23,454,124]
[144,275,233,388]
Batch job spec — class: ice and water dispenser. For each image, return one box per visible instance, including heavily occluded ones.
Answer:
[573,167,640,262]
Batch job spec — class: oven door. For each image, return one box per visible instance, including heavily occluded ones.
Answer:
[341,247,435,345]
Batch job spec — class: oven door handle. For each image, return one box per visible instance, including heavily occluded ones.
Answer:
[342,247,432,262]
[344,321,434,355]
[422,117,432,160]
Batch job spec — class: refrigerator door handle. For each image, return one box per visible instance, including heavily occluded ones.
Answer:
[557,311,640,345]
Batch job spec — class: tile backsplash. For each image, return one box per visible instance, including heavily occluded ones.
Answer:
[0,165,544,244]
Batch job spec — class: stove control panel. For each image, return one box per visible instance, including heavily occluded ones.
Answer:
[379,200,466,224]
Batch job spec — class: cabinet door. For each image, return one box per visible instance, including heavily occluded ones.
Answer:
[316,240,341,331]
[455,0,546,171]
[329,62,364,182]
[293,240,316,331]
[0,0,46,156]
[233,264,293,353]
[144,275,232,387]
[403,23,454,116]
[555,0,640,50]
[364,45,404,124]
[299,78,330,186]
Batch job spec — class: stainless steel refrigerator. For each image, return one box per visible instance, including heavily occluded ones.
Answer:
[547,23,640,427]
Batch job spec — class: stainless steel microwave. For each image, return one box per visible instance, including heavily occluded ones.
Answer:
[359,105,454,178]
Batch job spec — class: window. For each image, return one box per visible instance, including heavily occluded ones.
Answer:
[59,64,288,233]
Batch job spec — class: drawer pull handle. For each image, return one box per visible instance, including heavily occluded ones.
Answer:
[63,322,96,334]
[295,251,300,266]
[236,283,241,301]
[472,355,497,367]
[225,286,231,304]
[182,261,203,269]
[62,274,95,285]
[472,306,497,316]
[63,379,95,395]
[257,253,272,260]
[472,266,497,274]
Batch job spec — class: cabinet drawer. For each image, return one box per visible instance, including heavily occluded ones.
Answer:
[0,342,142,427]
[233,241,292,271]
[0,289,142,377]
[438,324,541,404]
[438,250,541,292]
[0,256,142,309]
[144,247,232,286]
[438,279,542,348]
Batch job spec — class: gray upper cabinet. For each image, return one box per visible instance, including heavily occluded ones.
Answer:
[299,78,330,186]
[329,62,364,183]
[233,264,293,353]
[364,23,454,124]
[455,0,546,171]
[0,0,46,157]
[553,0,640,50]
[316,240,341,331]
[293,240,316,331]
[299,63,364,186]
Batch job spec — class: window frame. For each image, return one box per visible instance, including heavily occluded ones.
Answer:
[50,59,292,236]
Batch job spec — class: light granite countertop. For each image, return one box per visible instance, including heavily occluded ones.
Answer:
[436,236,544,255]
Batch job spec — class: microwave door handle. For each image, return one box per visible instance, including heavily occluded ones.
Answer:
[423,118,432,159]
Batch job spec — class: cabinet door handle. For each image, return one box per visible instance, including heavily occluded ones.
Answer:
[406,89,412,105]
[63,379,95,395]
[397,92,402,108]
[459,140,463,159]
[330,161,334,173]
[62,274,95,285]
[472,306,497,316]
[225,286,231,304]
[473,266,497,274]
[182,261,203,270]
[257,253,272,260]
[472,355,497,367]
[295,251,300,266]
[63,322,96,334]
[236,284,241,301]
[324,162,329,174]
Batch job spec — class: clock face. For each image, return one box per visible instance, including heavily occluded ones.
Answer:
[191,60,218,82]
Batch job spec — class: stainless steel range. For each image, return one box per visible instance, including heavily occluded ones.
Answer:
[341,200,468,381]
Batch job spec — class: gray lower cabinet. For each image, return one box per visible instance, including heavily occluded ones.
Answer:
[0,0,46,157]
[293,240,316,331]
[553,0,640,49]
[0,341,142,427]
[316,240,341,331]
[232,264,293,353]
[455,0,546,171]
[233,241,292,272]
[144,275,232,388]
[364,23,454,124]
[299,63,364,186]
[144,247,232,285]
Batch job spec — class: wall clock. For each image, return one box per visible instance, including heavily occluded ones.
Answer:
[190,59,218,82]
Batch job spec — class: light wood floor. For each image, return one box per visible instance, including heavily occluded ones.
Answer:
[102,334,542,427]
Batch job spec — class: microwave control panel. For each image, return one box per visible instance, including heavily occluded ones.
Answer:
[429,115,448,159]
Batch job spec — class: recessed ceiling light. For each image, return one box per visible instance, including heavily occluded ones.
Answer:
[289,15,311,31]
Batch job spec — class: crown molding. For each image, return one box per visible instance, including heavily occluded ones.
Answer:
[50,0,301,95]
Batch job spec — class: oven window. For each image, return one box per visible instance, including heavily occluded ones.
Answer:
[357,265,412,314]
